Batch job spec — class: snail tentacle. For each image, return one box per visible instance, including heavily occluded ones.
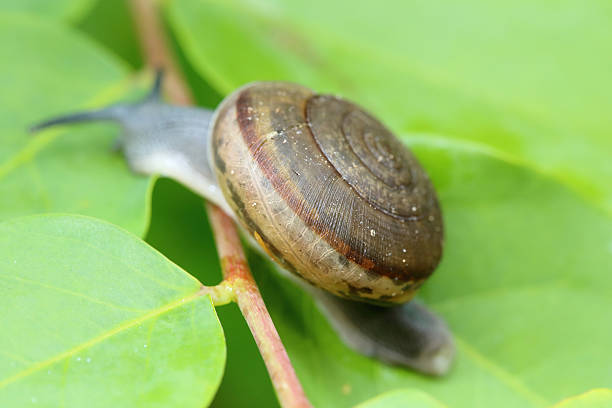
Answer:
[30,78,230,214]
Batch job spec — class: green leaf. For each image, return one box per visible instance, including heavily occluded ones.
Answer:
[0,0,96,21]
[76,0,145,69]
[165,0,612,214]
[355,389,446,408]
[552,389,612,408]
[238,142,612,408]
[0,214,225,407]
[0,13,152,235]
[144,178,279,408]
[163,2,612,406]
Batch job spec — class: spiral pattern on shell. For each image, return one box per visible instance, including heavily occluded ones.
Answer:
[212,82,443,304]
[307,95,428,220]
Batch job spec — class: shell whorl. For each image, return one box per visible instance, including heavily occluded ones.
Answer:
[212,82,443,304]
[307,95,430,220]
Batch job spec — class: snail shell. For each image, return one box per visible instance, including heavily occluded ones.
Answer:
[211,82,443,304]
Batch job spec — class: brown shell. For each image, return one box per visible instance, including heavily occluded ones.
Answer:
[211,82,443,304]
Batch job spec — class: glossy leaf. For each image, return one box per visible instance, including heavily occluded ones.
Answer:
[240,142,612,407]
[2,1,609,407]
[0,13,152,235]
[164,2,612,406]
[144,178,278,408]
[0,0,96,21]
[165,0,612,214]
[76,0,145,69]
[0,215,225,407]
[355,389,446,408]
[553,389,612,408]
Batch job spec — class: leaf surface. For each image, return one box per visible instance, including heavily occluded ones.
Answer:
[0,13,152,235]
[164,1,612,407]
[0,0,95,21]
[166,0,612,213]
[355,389,446,408]
[144,179,280,408]
[553,389,612,408]
[239,143,611,407]
[0,215,225,407]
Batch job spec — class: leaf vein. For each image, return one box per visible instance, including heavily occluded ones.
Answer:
[455,336,549,407]
[0,291,208,388]
[0,274,147,314]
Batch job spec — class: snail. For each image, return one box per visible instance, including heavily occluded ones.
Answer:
[31,73,454,375]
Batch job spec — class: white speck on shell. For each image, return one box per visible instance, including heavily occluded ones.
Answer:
[370,229,376,237]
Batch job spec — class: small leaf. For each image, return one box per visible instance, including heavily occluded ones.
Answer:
[355,389,446,408]
[0,215,226,407]
[552,389,612,408]
[144,179,279,407]
[0,0,96,21]
[0,13,152,235]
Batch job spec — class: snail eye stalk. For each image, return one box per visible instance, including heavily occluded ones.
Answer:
[29,70,165,134]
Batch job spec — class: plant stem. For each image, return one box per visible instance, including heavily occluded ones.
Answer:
[129,1,312,407]
[206,205,313,408]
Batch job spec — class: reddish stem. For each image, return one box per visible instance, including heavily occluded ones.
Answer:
[207,205,313,408]
[129,1,312,407]
[130,0,191,105]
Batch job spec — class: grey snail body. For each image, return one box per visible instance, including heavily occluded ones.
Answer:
[31,74,454,375]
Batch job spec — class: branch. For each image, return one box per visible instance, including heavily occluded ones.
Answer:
[129,1,312,407]
[206,205,313,408]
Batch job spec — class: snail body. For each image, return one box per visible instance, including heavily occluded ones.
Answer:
[32,75,453,375]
